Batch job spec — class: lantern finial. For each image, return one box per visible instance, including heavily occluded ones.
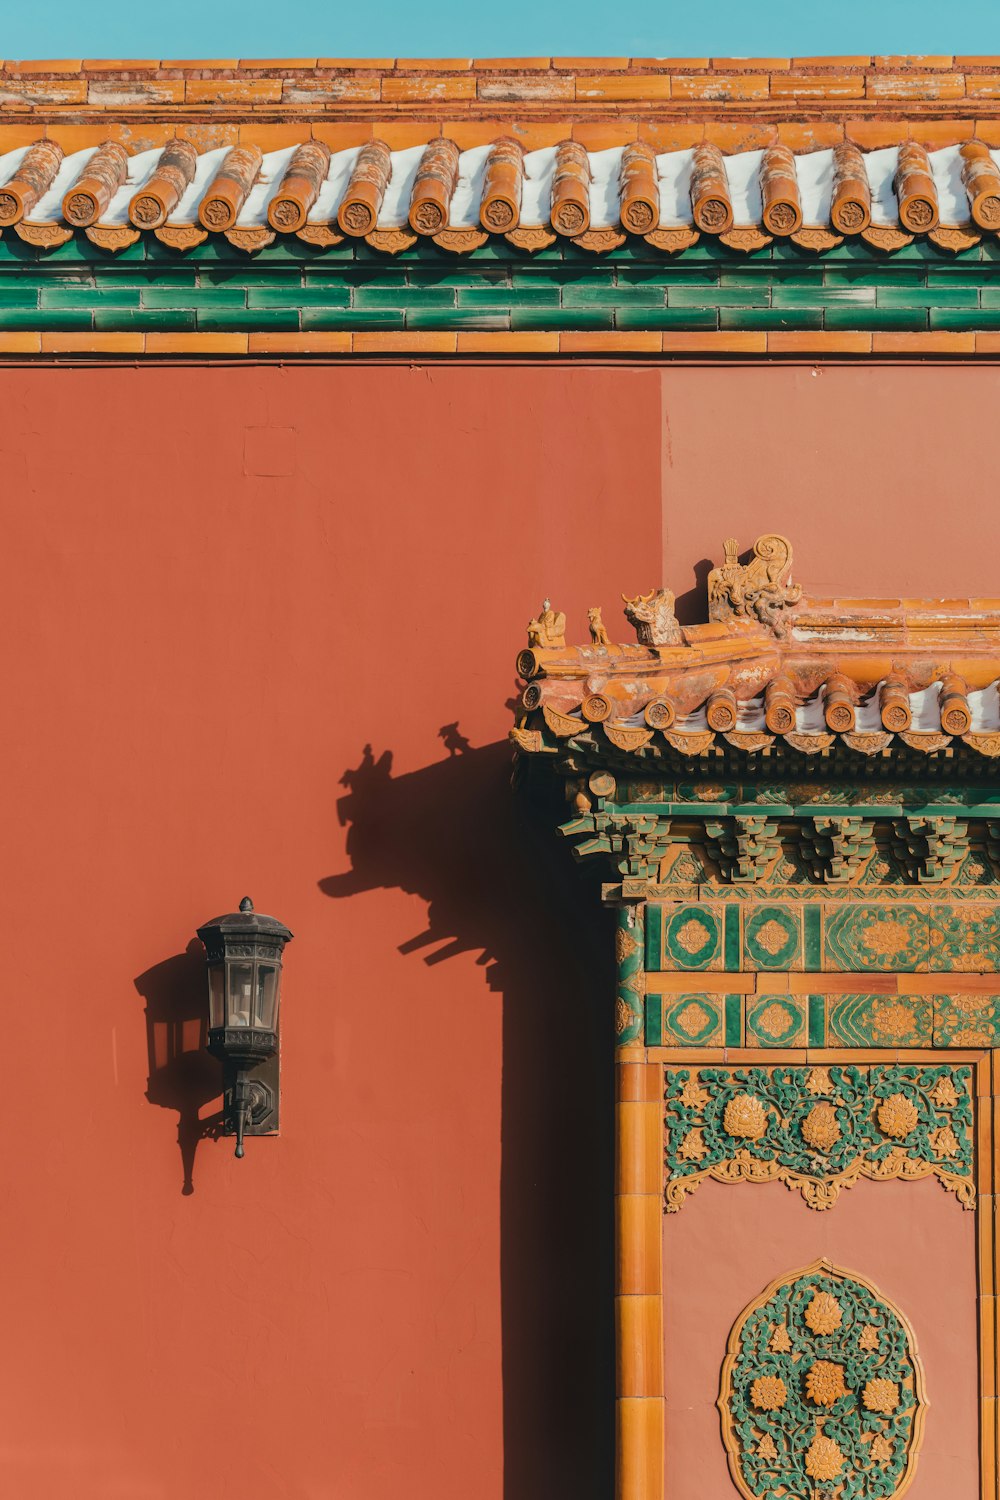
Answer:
[239,896,254,913]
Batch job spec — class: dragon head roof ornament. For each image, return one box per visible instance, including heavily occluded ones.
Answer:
[708,533,802,637]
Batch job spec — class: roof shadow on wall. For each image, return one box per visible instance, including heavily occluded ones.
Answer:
[321,737,615,1500]
[673,555,715,626]
[134,941,224,1196]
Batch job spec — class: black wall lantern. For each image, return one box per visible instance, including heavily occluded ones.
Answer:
[196,898,293,1158]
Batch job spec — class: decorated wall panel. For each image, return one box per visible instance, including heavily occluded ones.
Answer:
[512,546,1000,1500]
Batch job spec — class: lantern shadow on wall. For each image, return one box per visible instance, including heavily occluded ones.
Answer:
[321,734,615,1500]
[134,941,225,1196]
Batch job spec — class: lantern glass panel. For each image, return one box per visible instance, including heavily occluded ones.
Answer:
[228,960,254,1027]
[208,965,226,1029]
[254,963,280,1030]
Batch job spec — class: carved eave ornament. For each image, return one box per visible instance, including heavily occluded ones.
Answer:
[512,533,1000,767]
[512,537,1000,894]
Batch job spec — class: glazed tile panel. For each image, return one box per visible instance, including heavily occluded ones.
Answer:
[746,993,810,1047]
[824,904,930,970]
[932,993,1000,1046]
[645,993,743,1048]
[647,992,1000,1047]
[826,993,933,1048]
[647,901,1000,971]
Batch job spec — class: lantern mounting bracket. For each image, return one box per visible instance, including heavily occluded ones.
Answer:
[220,1059,278,1144]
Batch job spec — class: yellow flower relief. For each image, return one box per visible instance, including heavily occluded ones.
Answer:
[678,1076,710,1110]
[806,1066,832,1095]
[801,1102,841,1152]
[863,1377,899,1414]
[750,1374,787,1411]
[805,1432,845,1482]
[877,1092,919,1139]
[870,1434,894,1466]
[930,1075,960,1110]
[677,1127,707,1162]
[804,1291,842,1335]
[929,1124,959,1159]
[723,1094,768,1140]
[805,1360,848,1406]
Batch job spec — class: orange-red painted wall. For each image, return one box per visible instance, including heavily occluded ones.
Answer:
[2,362,992,1499]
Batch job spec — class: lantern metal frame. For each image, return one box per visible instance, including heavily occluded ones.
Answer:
[196,897,293,1157]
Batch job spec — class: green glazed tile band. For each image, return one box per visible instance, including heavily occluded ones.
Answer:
[724,905,741,971]
[644,903,662,973]
[808,994,826,1047]
[804,905,823,969]
[8,233,1000,334]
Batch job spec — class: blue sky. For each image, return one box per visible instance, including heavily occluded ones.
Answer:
[5,0,1000,61]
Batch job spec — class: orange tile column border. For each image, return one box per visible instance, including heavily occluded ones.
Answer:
[616,1057,664,1500]
[8,331,1000,360]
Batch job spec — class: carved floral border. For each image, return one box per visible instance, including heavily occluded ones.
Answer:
[663,1063,975,1212]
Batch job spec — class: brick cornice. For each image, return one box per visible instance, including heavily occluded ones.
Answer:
[4,58,1000,137]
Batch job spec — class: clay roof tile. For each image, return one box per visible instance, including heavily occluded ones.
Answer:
[3,131,992,255]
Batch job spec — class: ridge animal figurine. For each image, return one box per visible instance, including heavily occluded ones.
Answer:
[588,606,610,646]
[621,588,683,647]
[526,597,567,649]
[707,533,802,636]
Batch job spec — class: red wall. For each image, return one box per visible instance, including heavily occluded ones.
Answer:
[660,363,1000,617]
[2,364,659,1500]
[2,361,992,1498]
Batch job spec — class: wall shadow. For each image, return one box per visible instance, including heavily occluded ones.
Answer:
[673,555,714,625]
[321,738,615,1499]
[134,940,224,1196]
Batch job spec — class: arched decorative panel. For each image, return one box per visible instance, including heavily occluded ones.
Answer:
[718,1259,927,1500]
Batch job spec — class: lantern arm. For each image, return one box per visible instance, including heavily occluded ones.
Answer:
[232,1073,253,1159]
